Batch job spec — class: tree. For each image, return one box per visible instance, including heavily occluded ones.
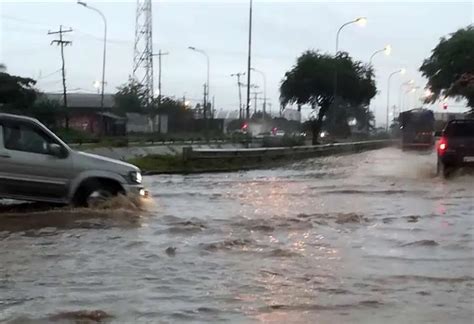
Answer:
[157,97,193,121]
[0,72,37,112]
[114,78,148,115]
[280,51,376,144]
[31,96,64,128]
[251,111,272,120]
[420,26,474,110]
[324,99,375,137]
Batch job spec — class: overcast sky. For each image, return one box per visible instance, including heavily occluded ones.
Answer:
[1,0,473,125]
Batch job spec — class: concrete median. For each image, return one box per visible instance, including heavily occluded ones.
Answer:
[183,140,394,162]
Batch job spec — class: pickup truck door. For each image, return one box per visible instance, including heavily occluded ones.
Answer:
[0,120,73,202]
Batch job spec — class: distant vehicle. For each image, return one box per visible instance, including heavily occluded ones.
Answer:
[255,132,271,139]
[399,109,435,150]
[273,130,285,137]
[437,119,474,177]
[0,113,146,206]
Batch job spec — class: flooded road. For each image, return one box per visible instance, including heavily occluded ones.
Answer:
[1,148,473,323]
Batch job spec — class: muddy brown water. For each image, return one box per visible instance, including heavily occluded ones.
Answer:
[0,148,473,323]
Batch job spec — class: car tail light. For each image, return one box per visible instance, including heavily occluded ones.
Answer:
[438,137,448,155]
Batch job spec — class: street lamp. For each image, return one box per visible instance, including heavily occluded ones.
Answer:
[423,89,434,103]
[246,0,254,120]
[369,44,391,65]
[410,86,422,108]
[77,1,107,111]
[188,46,210,118]
[251,67,266,116]
[386,68,406,131]
[93,80,101,94]
[398,79,415,112]
[336,17,367,53]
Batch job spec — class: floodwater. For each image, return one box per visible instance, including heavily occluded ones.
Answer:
[0,148,473,323]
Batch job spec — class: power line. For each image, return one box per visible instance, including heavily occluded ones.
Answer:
[38,79,63,85]
[2,14,49,27]
[37,68,62,80]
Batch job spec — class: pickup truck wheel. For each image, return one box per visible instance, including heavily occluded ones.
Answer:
[437,160,452,179]
[74,180,122,207]
[86,189,114,208]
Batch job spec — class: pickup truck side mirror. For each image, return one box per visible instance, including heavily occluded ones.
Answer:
[48,143,67,158]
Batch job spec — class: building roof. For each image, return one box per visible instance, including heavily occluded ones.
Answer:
[97,112,126,120]
[44,93,115,109]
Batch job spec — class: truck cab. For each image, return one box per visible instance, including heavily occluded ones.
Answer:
[399,108,435,150]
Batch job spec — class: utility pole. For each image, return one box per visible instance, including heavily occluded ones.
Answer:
[152,50,169,109]
[203,84,207,119]
[251,91,262,116]
[48,25,72,130]
[231,72,245,119]
[212,96,215,119]
[242,83,259,117]
[260,97,270,116]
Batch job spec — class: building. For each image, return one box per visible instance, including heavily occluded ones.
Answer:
[126,113,168,134]
[45,93,126,136]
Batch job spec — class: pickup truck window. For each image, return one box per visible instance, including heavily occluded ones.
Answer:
[2,122,53,155]
[445,122,474,137]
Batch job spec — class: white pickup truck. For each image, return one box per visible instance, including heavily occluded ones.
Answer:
[0,113,146,206]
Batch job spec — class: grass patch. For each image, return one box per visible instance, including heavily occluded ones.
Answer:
[128,154,281,174]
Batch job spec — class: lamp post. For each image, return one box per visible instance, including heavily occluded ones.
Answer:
[387,68,406,131]
[336,17,367,53]
[246,0,253,120]
[409,86,422,108]
[77,1,107,111]
[368,44,390,130]
[188,46,210,119]
[251,67,266,116]
[398,79,414,112]
[334,17,367,105]
[369,44,391,65]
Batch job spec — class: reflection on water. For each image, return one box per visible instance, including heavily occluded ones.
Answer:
[0,148,473,323]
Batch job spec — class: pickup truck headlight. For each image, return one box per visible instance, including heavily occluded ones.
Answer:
[129,171,142,184]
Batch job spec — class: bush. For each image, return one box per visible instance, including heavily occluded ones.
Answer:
[55,128,99,144]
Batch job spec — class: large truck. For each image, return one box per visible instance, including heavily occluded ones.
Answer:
[399,108,435,150]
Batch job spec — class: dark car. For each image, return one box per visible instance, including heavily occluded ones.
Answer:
[437,119,474,177]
